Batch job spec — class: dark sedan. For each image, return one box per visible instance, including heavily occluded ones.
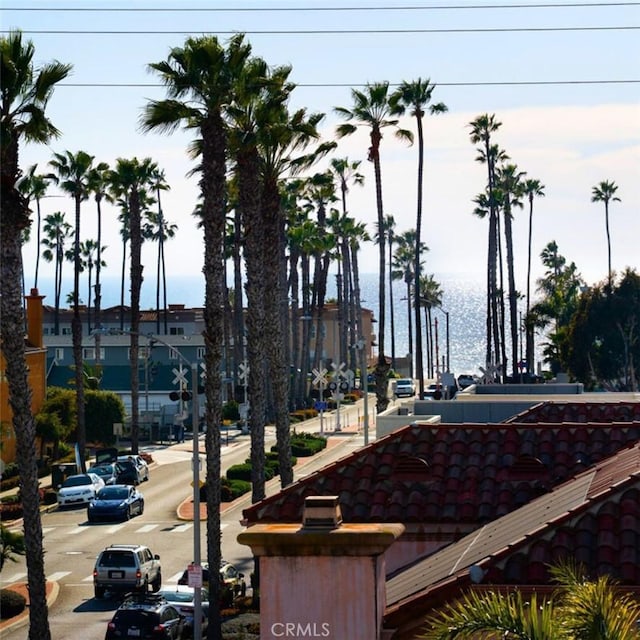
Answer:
[87,484,144,522]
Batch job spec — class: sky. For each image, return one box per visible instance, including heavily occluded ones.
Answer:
[3,1,639,308]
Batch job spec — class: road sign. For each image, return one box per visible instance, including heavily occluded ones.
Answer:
[312,367,328,387]
[238,362,249,383]
[314,401,328,411]
[331,362,346,379]
[172,365,188,386]
[187,563,203,588]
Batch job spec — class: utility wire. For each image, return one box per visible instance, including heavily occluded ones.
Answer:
[51,80,640,88]
[7,26,638,34]
[5,2,639,10]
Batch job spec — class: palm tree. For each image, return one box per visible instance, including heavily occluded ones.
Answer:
[390,78,447,396]
[85,161,110,362]
[109,157,155,456]
[523,178,545,374]
[469,114,504,380]
[0,30,70,640]
[49,149,97,468]
[379,214,398,371]
[335,82,413,412]
[421,562,640,640]
[495,163,525,380]
[79,238,105,333]
[41,211,72,335]
[143,33,252,634]
[17,164,51,290]
[418,274,443,378]
[591,179,621,289]
[148,166,173,334]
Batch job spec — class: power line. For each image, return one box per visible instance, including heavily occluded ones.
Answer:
[4,2,639,10]
[51,80,640,88]
[6,26,638,35]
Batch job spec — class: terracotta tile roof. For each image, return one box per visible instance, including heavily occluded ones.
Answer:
[243,422,640,526]
[384,442,640,630]
[505,400,640,423]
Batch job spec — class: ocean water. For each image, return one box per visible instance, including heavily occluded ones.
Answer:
[33,271,540,378]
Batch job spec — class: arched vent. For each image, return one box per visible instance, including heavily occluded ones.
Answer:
[508,454,547,479]
[393,455,430,481]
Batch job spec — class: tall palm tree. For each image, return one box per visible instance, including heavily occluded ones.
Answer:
[379,214,398,371]
[335,82,413,411]
[390,77,447,396]
[17,164,51,290]
[85,161,110,362]
[0,29,70,640]
[41,211,72,335]
[48,149,96,468]
[418,274,443,378]
[109,157,155,456]
[591,179,621,289]
[469,114,503,380]
[523,178,545,374]
[495,163,525,380]
[148,166,172,334]
[143,33,252,635]
[79,238,106,333]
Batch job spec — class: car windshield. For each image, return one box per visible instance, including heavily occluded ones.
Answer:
[62,475,91,487]
[97,487,128,500]
[89,466,112,476]
[161,590,194,603]
[397,379,412,385]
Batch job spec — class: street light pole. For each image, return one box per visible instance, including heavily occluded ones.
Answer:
[92,327,202,638]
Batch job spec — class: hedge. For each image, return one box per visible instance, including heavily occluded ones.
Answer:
[0,589,27,619]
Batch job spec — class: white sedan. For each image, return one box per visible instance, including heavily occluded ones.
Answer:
[57,473,105,507]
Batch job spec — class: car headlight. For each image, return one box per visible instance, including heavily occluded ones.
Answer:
[118,502,126,508]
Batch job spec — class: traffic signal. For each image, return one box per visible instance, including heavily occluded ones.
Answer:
[169,390,192,401]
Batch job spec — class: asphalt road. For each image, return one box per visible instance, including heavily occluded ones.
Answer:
[1,402,374,639]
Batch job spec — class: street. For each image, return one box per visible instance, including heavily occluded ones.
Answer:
[1,405,373,639]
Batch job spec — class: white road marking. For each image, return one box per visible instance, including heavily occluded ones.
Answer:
[105,524,126,534]
[171,523,192,533]
[136,524,158,533]
[4,572,27,583]
[47,571,72,582]
[68,526,86,535]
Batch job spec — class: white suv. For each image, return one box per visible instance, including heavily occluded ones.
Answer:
[93,544,161,599]
[394,378,416,398]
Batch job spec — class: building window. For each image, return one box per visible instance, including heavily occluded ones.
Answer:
[170,327,185,335]
[197,347,205,360]
[169,347,179,361]
[83,347,96,360]
[128,348,150,360]
[55,348,64,361]
[62,327,72,335]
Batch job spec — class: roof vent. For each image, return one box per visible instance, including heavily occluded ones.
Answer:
[302,496,342,530]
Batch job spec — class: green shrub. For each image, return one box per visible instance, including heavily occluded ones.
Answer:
[0,588,27,619]
[221,478,251,502]
[43,489,58,505]
[226,463,274,483]
[0,475,20,492]
[222,400,240,421]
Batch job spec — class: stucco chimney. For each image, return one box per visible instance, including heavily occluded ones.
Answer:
[238,496,404,640]
[25,288,45,348]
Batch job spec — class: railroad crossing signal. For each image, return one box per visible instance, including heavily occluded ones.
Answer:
[312,367,328,387]
[172,365,188,386]
[238,362,249,383]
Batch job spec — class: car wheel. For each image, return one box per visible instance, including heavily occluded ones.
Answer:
[94,585,105,599]
[151,572,161,593]
[138,500,144,516]
[138,578,149,593]
[125,506,131,520]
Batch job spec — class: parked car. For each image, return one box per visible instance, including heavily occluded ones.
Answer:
[57,473,105,507]
[116,459,144,486]
[177,560,245,605]
[93,543,162,599]
[88,484,144,522]
[158,585,209,606]
[457,373,476,389]
[105,592,185,639]
[87,462,122,486]
[394,378,416,398]
[177,602,209,639]
[118,454,150,482]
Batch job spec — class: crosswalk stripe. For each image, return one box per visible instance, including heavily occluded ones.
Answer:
[105,524,126,534]
[69,527,85,535]
[136,524,158,533]
[167,571,184,583]
[47,571,71,582]
[4,572,27,583]
[171,523,192,533]
[83,574,94,582]
[42,527,55,535]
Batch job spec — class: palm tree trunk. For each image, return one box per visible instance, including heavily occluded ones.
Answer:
[129,189,143,454]
[1,208,52,640]
[94,198,103,364]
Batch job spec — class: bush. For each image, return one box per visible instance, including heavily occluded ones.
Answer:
[221,478,251,502]
[226,463,274,483]
[273,432,327,458]
[0,588,27,619]
[222,401,240,421]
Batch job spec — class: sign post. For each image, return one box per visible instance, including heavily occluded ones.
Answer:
[311,367,328,435]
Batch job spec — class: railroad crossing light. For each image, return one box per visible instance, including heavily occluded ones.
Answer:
[170,390,192,401]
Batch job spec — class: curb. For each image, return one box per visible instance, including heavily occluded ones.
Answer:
[0,580,59,634]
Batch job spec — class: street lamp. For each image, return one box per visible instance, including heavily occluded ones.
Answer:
[92,327,203,639]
